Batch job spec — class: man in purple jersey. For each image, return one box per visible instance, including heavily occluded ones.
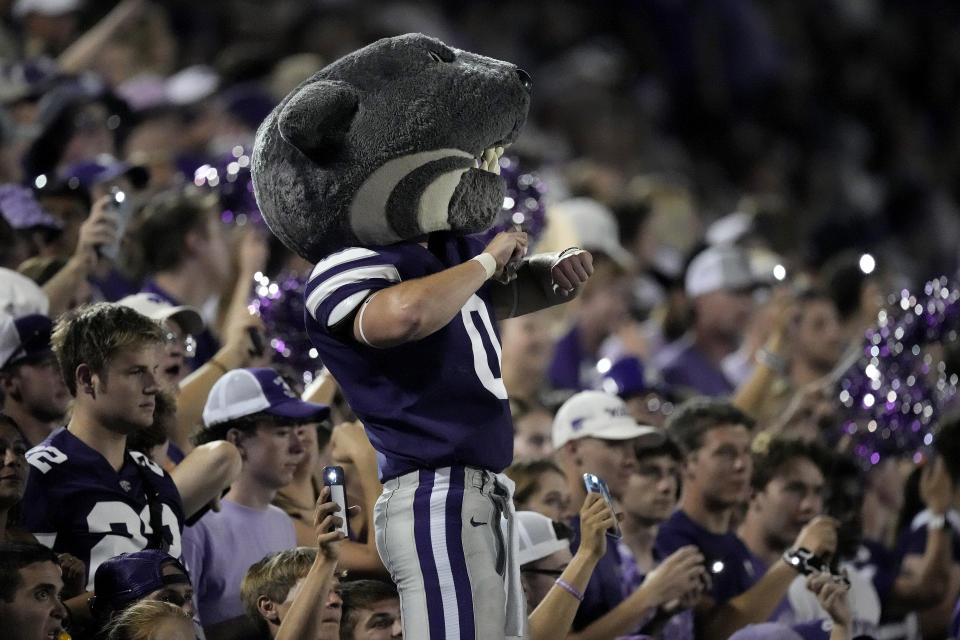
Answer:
[21,303,185,590]
[305,210,593,638]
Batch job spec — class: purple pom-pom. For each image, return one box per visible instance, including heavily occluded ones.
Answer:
[837,276,960,468]
[192,146,264,228]
[472,156,547,249]
[247,270,321,388]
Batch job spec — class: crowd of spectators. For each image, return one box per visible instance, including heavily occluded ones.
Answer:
[4,0,960,639]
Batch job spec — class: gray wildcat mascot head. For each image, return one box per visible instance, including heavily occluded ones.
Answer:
[251,33,531,262]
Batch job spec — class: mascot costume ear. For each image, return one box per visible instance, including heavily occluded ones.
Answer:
[277,81,358,163]
[251,33,531,263]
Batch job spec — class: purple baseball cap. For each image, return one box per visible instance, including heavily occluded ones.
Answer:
[0,313,54,370]
[60,154,149,192]
[202,367,330,427]
[93,550,190,612]
[600,357,675,401]
[0,183,63,231]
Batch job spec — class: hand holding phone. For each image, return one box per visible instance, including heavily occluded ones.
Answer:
[583,473,622,538]
[322,465,349,537]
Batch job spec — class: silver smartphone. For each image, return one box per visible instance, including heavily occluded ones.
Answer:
[583,473,622,539]
[98,186,133,260]
[322,465,349,537]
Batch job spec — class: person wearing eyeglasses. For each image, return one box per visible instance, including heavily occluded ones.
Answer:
[516,495,612,640]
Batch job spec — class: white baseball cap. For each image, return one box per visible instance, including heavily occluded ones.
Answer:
[0,268,49,317]
[550,197,633,270]
[117,293,204,336]
[516,510,571,566]
[552,390,664,449]
[684,245,756,298]
[202,368,329,427]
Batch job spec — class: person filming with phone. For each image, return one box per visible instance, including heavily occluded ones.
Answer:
[182,367,330,640]
[553,390,709,639]
[656,398,840,640]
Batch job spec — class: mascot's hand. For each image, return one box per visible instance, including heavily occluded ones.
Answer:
[483,230,528,281]
[552,248,593,297]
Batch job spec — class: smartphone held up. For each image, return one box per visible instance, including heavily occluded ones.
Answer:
[583,473,622,539]
[322,465,349,537]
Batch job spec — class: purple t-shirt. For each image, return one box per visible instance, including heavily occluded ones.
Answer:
[655,509,759,604]
[656,336,734,397]
[181,499,296,627]
[23,428,185,590]
[304,233,514,481]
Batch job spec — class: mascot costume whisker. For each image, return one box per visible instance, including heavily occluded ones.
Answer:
[252,33,594,640]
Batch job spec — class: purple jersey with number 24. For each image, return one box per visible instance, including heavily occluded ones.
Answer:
[304,232,513,481]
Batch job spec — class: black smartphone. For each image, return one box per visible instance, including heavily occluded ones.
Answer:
[583,473,622,538]
[322,465,349,536]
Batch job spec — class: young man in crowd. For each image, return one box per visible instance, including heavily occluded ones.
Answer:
[656,398,839,639]
[241,489,347,640]
[553,390,708,638]
[339,579,403,640]
[0,541,69,640]
[136,190,234,369]
[736,436,852,633]
[182,367,329,640]
[0,313,70,446]
[619,436,683,576]
[90,549,197,632]
[656,245,756,397]
[21,303,185,591]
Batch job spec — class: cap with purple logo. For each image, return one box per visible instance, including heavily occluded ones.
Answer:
[552,390,664,449]
[93,550,190,612]
[0,313,54,370]
[202,367,330,427]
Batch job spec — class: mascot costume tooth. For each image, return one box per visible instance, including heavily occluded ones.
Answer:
[252,33,594,640]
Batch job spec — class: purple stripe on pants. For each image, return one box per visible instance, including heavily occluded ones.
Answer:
[413,469,444,639]
[446,466,475,640]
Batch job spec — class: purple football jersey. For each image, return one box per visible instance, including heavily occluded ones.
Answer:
[22,428,185,590]
[304,232,513,481]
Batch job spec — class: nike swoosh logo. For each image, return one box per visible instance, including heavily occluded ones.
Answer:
[470,516,487,527]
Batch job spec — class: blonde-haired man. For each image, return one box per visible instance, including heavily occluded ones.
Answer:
[22,303,185,589]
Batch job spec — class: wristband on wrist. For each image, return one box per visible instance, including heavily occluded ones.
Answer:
[471,253,497,279]
[554,578,584,602]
